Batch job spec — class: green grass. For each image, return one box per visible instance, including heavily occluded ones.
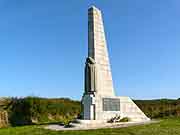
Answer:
[0,118,180,135]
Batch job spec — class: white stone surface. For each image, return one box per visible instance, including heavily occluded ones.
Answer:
[82,6,150,122]
[88,6,114,96]
[92,95,150,121]
[82,94,150,121]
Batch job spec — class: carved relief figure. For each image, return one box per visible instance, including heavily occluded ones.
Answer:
[84,57,97,94]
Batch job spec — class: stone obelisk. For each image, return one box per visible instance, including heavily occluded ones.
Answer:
[82,6,150,122]
[87,6,114,96]
[82,6,115,120]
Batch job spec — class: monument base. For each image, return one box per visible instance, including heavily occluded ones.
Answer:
[82,95,150,122]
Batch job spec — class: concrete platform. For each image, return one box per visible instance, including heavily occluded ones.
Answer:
[44,119,154,131]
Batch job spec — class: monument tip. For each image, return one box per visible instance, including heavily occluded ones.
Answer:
[88,5,100,11]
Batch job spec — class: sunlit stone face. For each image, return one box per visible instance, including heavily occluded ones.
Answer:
[82,6,150,121]
[88,6,114,96]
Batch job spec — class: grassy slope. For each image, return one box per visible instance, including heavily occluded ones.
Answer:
[0,118,180,135]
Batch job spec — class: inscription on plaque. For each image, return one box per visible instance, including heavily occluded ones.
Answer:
[103,98,120,111]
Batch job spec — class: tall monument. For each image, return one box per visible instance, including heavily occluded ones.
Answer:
[82,6,149,122]
[87,6,114,97]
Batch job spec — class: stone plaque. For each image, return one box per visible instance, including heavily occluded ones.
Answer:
[103,98,120,111]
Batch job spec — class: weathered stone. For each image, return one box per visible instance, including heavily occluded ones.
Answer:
[84,57,97,94]
[82,6,150,122]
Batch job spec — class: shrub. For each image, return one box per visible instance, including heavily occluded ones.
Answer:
[119,117,130,122]
[107,115,121,123]
[8,97,81,126]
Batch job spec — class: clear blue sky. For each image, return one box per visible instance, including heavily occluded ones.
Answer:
[0,0,180,100]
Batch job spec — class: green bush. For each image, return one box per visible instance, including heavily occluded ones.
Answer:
[8,97,81,126]
[119,117,130,122]
[134,99,180,119]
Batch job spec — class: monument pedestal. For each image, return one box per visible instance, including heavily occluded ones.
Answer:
[82,94,150,122]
